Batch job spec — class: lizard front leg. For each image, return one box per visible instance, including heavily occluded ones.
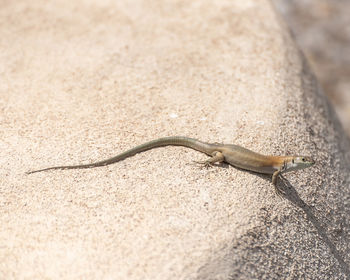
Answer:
[272,170,280,186]
[272,161,287,196]
[272,170,285,197]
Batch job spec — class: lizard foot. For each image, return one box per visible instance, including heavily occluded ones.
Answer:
[274,184,286,198]
[193,160,212,169]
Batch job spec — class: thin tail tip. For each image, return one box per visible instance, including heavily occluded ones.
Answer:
[26,169,48,174]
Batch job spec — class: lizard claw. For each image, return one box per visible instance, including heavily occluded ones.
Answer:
[193,160,212,169]
[274,184,286,198]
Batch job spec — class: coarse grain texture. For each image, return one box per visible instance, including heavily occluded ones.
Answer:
[1,0,349,279]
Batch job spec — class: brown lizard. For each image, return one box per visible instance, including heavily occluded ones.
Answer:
[27,136,315,192]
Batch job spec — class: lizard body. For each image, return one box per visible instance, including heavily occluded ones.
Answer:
[27,136,314,190]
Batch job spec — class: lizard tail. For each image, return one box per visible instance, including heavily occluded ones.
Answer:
[26,136,214,174]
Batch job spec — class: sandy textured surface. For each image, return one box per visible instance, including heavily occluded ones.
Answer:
[1,0,350,279]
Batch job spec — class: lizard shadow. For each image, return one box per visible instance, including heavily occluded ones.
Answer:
[273,175,350,276]
[195,163,349,275]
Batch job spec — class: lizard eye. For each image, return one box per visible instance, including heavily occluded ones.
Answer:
[292,159,294,164]
[302,158,306,162]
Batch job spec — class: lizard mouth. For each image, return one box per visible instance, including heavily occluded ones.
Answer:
[305,157,315,165]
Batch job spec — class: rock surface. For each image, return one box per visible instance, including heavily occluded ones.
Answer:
[273,0,350,136]
[1,0,349,279]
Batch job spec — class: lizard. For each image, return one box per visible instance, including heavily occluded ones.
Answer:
[26,136,315,193]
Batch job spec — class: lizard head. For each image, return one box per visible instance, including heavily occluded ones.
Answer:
[284,156,315,172]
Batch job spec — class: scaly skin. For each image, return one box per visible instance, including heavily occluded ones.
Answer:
[27,136,315,191]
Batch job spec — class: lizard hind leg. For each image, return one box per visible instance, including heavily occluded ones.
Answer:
[194,151,225,168]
